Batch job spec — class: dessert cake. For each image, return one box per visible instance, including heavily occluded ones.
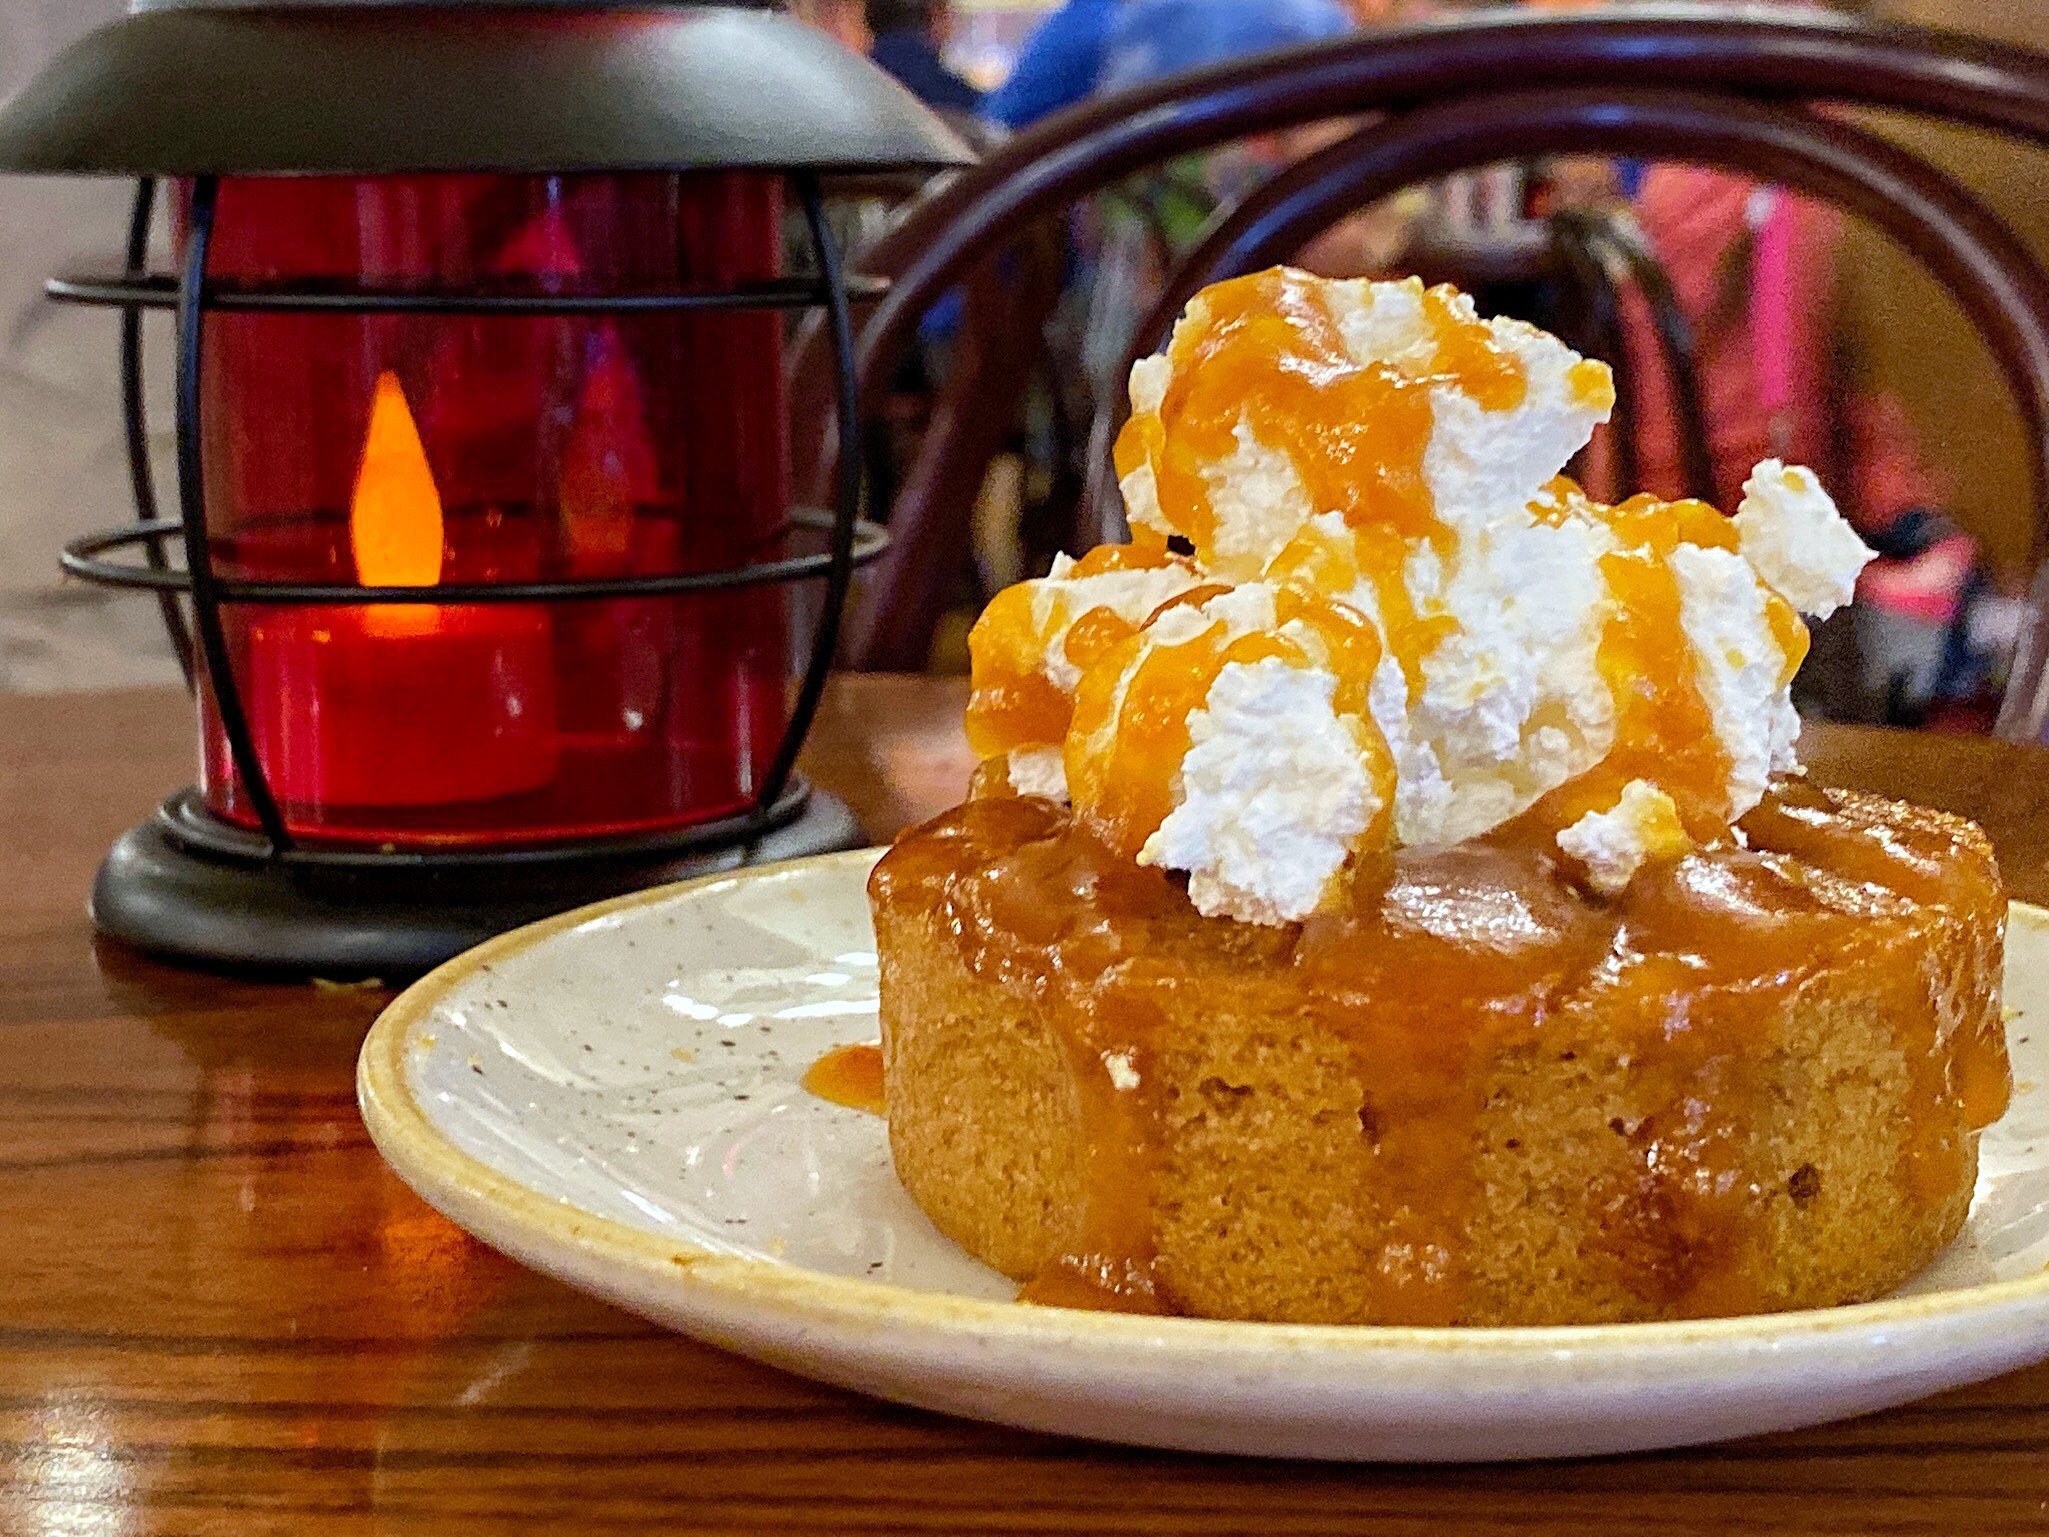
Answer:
[869,269,2010,1326]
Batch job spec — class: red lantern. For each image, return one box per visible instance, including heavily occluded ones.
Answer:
[0,3,966,971]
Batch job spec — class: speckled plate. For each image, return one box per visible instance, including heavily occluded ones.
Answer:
[357,853,2049,1462]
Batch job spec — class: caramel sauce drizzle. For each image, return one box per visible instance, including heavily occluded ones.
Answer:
[1501,494,1734,847]
[1066,621,1294,859]
[1081,272,1810,876]
[964,544,1194,760]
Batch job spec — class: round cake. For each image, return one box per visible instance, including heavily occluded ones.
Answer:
[867,268,2011,1326]
[872,782,2007,1325]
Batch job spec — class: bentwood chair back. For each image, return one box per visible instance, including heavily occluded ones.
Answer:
[827,5,2049,748]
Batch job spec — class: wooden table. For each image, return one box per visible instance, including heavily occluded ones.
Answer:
[5,677,2049,1535]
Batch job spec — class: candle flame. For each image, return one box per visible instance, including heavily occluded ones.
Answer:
[351,370,444,589]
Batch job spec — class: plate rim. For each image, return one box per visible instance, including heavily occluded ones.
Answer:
[357,851,2049,1365]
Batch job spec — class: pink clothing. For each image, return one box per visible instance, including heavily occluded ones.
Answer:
[1608,165,1943,530]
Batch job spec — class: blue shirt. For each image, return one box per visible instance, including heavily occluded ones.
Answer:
[871,27,985,116]
[1099,0,1353,93]
[983,0,1123,130]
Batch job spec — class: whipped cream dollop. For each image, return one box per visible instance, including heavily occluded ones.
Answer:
[1121,275,1615,577]
[1060,581,1391,925]
[965,269,1875,923]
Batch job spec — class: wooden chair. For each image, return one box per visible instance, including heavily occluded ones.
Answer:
[830,5,2049,748]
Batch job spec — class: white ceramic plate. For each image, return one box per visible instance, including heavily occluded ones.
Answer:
[358,852,2049,1462]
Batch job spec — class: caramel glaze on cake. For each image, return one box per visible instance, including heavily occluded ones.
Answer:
[870,780,2010,1326]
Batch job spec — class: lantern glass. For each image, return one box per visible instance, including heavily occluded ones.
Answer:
[186,170,791,847]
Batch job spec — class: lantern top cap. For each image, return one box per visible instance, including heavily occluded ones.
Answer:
[0,3,972,176]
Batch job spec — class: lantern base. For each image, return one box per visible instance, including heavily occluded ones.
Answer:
[90,781,865,977]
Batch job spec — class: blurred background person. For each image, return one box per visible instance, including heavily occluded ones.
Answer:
[1078,0,1408,362]
[868,0,985,115]
[1095,0,1355,98]
[982,0,1438,134]
[1610,162,2013,727]
[984,0,1124,131]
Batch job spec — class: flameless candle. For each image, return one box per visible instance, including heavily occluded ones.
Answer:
[191,174,795,848]
[243,371,558,811]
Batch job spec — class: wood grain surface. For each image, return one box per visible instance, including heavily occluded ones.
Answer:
[4,678,2049,1535]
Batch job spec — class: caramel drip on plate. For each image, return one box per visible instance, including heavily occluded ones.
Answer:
[872,783,2008,1324]
[802,1042,886,1116]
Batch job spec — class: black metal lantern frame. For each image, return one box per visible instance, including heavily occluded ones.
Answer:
[0,1,971,971]
[58,170,880,874]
